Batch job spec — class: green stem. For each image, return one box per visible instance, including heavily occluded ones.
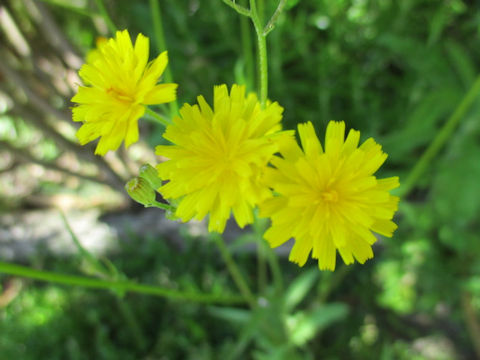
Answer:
[240,2,255,91]
[38,0,96,17]
[211,234,257,308]
[399,74,480,197]
[150,200,176,212]
[149,0,179,118]
[252,216,267,294]
[115,297,147,351]
[257,0,265,23]
[222,0,251,16]
[145,107,171,127]
[250,0,268,108]
[63,213,146,349]
[61,212,107,276]
[253,217,284,294]
[263,0,287,35]
[256,237,267,293]
[264,243,284,293]
[93,0,117,35]
[0,261,244,305]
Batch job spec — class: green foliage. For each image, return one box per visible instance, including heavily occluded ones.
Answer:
[2,0,480,359]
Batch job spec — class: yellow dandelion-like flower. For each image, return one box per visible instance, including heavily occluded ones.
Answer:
[259,121,400,271]
[71,30,178,155]
[155,84,293,233]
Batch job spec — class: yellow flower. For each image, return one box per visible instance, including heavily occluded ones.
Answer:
[71,30,177,155]
[259,121,399,271]
[156,84,293,233]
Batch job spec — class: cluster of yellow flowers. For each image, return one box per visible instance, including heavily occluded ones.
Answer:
[72,30,399,271]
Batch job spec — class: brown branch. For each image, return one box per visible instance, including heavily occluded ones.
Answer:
[462,291,480,358]
[0,87,126,192]
[0,278,23,308]
[0,54,71,123]
[0,140,113,187]
[0,8,127,193]
[24,0,83,69]
[0,159,22,175]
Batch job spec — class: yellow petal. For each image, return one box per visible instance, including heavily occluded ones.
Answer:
[289,236,312,266]
[342,128,360,156]
[316,237,336,271]
[232,200,253,228]
[144,51,168,83]
[95,120,127,155]
[143,83,178,105]
[376,177,400,191]
[349,237,374,264]
[298,121,322,156]
[124,106,144,147]
[264,223,292,248]
[325,121,345,154]
[371,219,398,237]
[133,33,149,80]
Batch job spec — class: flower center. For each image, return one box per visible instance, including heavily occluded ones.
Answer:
[106,87,135,104]
[321,189,339,203]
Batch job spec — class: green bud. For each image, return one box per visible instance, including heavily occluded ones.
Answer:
[125,177,156,207]
[139,163,163,190]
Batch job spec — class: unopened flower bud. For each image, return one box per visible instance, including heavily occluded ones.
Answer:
[125,177,156,207]
[139,163,163,190]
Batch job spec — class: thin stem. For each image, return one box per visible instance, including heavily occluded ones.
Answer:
[64,213,147,347]
[264,242,284,293]
[61,212,107,277]
[115,297,147,351]
[250,0,268,107]
[38,0,96,17]
[252,216,267,293]
[263,0,287,36]
[257,238,267,293]
[93,0,117,35]
[211,233,257,308]
[253,216,284,294]
[222,0,251,16]
[462,291,480,359]
[0,261,244,305]
[257,0,265,23]
[151,200,176,212]
[240,2,255,91]
[149,0,179,118]
[145,107,171,127]
[399,74,480,197]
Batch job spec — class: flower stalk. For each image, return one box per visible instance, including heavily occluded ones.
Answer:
[145,107,171,127]
[0,261,245,304]
[250,0,269,108]
[399,74,480,197]
[211,234,257,308]
[223,0,289,108]
[149,0,179,117]
[93,0,117,34]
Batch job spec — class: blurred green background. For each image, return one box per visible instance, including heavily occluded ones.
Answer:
[1,0,480,359]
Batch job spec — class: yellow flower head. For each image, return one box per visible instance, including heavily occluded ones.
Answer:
[156,84,292,233]
[260,121,400,271]
[71,30,178,155]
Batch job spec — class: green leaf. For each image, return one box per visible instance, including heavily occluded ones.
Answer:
[427,6,451,46]
[431,132,480,251]
[286,0,301,10]
[284,268,319,312]
[444,40,477,90]
[208,306,251,324]
[286,303,349,345]
[382,87,461,162]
